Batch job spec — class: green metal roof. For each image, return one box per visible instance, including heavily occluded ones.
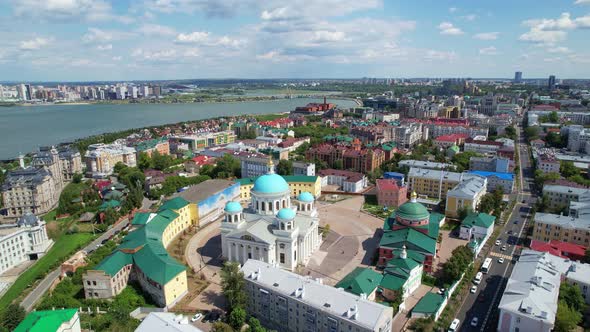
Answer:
[14,309,78,332]
[379,274,407,291]
[386,256,420,276]
[132,212,152,226]
[93,207,185,285]
[335,267,383,296]
[136,138,167,152]
[99,200,120,211]
[462,212,495,229]
[394,201,430,221]
[379,228,437,254]
[236,175,318,186]
[95,250,133,277]
[412,292,446,314]
[159,197,190,211]
[391,248,426,263]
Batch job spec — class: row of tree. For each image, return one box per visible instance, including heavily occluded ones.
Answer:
[554,282,586,332]
[440,245,474,286]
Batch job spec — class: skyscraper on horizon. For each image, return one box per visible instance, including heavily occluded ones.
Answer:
[548,75,556,90]
[514,71,522,83]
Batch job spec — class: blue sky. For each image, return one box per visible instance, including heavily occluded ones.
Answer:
[1,0,590,81]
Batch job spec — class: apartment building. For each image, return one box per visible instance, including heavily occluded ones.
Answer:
[398,160,454,171]
[319,169,368,193]
[407,168,485,201]
[0,213,53,275]
[469,156,512,173]
[533,213,590,246]
[241,259,393,332]
[537,155,560,174]
[2,167,58,218]
[463,138,503,155]
[445,177,487,218]
[169,131,237,151]
[135,138,170,157]
[306,139,386,173]
[566,125,590,153]
[241,156,274,178]
[293,162,315,176]
[468,171,514,193]
[497,250,590,332]
[542,184,589,211]
[84,143,137,178]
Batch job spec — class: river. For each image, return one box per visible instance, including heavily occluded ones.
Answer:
[0,97,356,160]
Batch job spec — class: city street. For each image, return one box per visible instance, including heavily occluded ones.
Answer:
[454,119,536,331]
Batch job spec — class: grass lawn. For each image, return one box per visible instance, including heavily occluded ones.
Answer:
[363,203,391,219]
[0,232,95,308]
[254,113,288,121]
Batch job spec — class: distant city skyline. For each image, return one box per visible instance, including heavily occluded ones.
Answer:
[1,0,590,81]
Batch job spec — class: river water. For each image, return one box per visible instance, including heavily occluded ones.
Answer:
[0,97,355,160]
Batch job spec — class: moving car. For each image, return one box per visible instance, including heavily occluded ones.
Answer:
[499,257,505,264]
[448,319,460,332]
[471,317,479,327]
[470,285,477,293]
[191,313,202,322]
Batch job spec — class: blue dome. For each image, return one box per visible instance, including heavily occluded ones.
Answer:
[224,201,242,213]
[297,192,314,202]
[277,208,296,220]
[252,173,289,194]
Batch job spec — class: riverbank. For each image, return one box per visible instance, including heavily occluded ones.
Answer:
[0,97,357,160]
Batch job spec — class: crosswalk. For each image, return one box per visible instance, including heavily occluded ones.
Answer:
[489,251,513,260]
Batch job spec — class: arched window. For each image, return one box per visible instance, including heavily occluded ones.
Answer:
[275,201,280,210]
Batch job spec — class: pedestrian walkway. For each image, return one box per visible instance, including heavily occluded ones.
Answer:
[489,252,512,260]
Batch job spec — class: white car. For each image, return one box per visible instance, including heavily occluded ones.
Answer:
[471,317,479,327]
[191,313,202,322]
[498,258,505,264]
[495,239,501,246]
[470,285,477,293]
[501,245,507,251]
[448,318,460,332]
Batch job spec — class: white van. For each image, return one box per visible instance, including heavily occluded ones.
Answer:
[448,318,460,332]
[474,272,483,285]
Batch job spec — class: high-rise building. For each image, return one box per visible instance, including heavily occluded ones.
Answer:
[514,71,522,83]
[129,86,138,99]
[17,84,28,100]
[548,75,556,90]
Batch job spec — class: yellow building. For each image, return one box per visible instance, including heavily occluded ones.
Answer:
[532,213,590,246]
[444,178,487,218]
[237,175,321,200]
[83,197,197,308]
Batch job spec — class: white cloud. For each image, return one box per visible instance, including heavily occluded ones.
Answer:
[261,7,297,21]
[479,46,498,55]
[82,28,133,44]
[575,0,590,4]
[461,14,478,21]
[97,44,112,51]
[184,48,201,57]
[215,36,246,48]
[523,12,577,30]
[309,31,346,43]
[438,22,464,35]
[547,46,571,53]
[423,50,456,61]
[20,37,52,50]
[11,0,132,23]
[449,7,458,13]
[519,29,566,44]
[473,32,499,40]
[175,31,210,44]
[136,24,177,37]
[112,56,122,61]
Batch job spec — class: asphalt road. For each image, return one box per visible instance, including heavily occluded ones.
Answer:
[454,120,537,332]
[21,219,129,311]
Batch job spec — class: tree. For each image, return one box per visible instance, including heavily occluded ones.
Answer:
[441,246,474,285]
[103,207,119,225]
[559,282,586,313]
[211,322,234,332]
[228,307,246,330]
[246,317,267,332]
[137,152,152,171]
[458,206,472,221]
[276,159,293,176]
[505,126,517,140]
[220,261,247,312]
[524,126,540,140]
[333,159,344,170]
[72,172,83,183]
[113,162,128,174]
[409,317,435,332]
[213,154,241,179]
[554,300,582,332]
[560,161,580,178]
[152,150,174,171]
[451,151,480,172]
[548,111,559,123]
[0,304,26,331]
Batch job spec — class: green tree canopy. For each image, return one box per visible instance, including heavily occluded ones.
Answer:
[559,282,586,313]
[220,261,247,312]
[276,159,293,176]
[228,307,246,330]
[0,304,25,331]
[554,300,582,332]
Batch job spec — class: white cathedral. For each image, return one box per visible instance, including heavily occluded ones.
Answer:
[220,170,321,271]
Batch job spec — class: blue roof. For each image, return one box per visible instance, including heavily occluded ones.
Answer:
[277,208,295,220]
[383,172,404,179]
[469,170,514,181]
[253,173,289,194]
[224,201,243,213]
[297,192,314,202]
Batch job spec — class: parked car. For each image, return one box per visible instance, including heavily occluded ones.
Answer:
[438,288,446,295]
[101,239,108,245]
[471,317,479,327]
[470,285,477,293]
[448,318,460,332]
[499,258,505,264]
[495,239,501,246]
[502,245,507,251]
[191,313,202,322]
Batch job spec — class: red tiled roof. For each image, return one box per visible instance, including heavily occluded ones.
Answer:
[530,239,587,258]
[376,179,401,191]
[435,133,469,142]
[465,138,503,146]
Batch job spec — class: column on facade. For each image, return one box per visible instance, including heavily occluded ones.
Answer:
[227,242,233,261]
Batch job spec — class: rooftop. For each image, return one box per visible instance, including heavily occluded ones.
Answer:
[412,292,446,314]
[468,170,514,181]
[461,212,496,229]
[534,212,590,230]
[14,309,78,332]
[135,312,204,332]
[335,267,383,297]
[241,259,392,331]
[172,179,237,203]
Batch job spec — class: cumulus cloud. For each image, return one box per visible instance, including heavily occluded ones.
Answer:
[20,37,52,50]
[547,46,571,53]
[309,31,346,43]
[175,31,210,44]
[473,32,499,40]
[11,0,132,23]
[575,0,590,4]
[136,24,177,37]
[449,7,458,13]
[479,46,498,55]
[423,50,456,61]
[438,22,464,35]
[82,28,134,43]
[97,44,113,51]
[520,12,590,45]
